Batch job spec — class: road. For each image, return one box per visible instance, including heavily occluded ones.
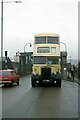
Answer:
[0,75,78,119]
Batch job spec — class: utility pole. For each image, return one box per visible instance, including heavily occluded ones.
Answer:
[1,0,3,69]
[5,51,7,69]
[1,0,22,69]
[70,56,71,65]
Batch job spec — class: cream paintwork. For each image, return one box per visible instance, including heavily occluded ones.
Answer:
[34,33,60,37]
[32,33,61,75]
[33,65,60,75]
[33,44,60,56]
[33,33,60,56]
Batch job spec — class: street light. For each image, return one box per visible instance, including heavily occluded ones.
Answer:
[60,42,67,76]
[1,0,22,60]
[2,1,22,3]
[24,43,32,53]
[60,42,67,52]
[70,55,71,64]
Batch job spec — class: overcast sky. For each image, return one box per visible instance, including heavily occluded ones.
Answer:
[0,0,78,59]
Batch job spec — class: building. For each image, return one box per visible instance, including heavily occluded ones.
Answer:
[13,52,33,76]
[0,57,13,70]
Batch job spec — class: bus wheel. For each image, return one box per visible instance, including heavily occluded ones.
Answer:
[31,78,35,87]
[39,80,42,86]
[57,79,61,87]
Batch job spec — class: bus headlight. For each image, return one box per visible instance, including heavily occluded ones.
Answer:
[54,81,57,83]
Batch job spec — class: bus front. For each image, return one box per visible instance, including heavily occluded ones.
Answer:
[31,33,62,87]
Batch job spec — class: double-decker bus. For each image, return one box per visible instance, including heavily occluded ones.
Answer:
[31,33,62,87]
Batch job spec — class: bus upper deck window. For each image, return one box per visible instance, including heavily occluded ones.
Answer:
[35,37,46,44]
[48,37,59,44]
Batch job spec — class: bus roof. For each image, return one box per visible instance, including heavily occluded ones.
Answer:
[34,33,60,37]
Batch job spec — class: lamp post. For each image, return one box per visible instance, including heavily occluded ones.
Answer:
[1,0,22,68]
[1,0,3,60]
[60,42,67,78]
[24,43,32,53]
[60,42,67,52]
[70,55,71,64]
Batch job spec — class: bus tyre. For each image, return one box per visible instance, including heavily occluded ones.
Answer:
[31,78,35,87]
[57,79,61,87]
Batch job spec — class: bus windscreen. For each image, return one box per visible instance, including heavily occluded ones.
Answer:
[34,56,46,64]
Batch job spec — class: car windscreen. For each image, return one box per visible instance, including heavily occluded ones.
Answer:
[0,71,11,76]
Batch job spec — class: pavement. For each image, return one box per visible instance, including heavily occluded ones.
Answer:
[74,78,80,85]
[64,77,80,85]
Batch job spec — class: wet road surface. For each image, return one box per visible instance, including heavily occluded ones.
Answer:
[1,75,78,118]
